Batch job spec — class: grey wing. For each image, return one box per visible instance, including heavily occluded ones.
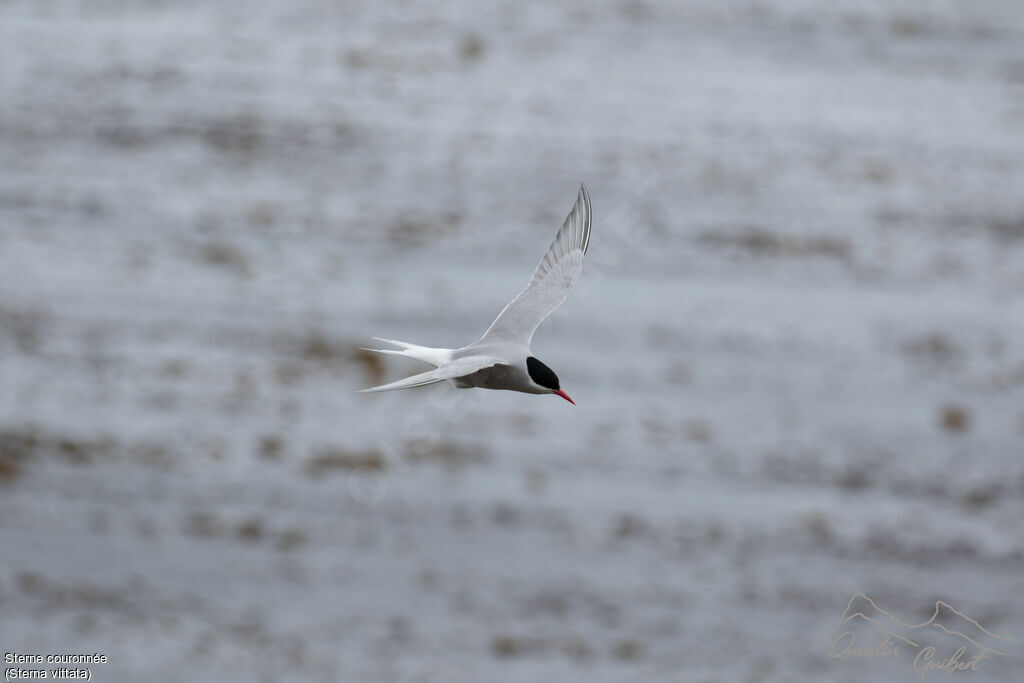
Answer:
[359,355,504,393]
[478,183,591,344]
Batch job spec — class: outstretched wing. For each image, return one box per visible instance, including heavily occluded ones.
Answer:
[359,355,504,393]
[478,183,591,345]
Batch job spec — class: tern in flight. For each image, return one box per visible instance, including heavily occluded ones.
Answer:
[360,184,592,405]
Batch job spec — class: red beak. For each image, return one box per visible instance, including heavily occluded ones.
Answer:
[553,389,575,405]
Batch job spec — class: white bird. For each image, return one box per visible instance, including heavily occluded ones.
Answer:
[360,183,592,405]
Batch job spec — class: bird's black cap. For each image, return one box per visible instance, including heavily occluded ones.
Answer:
[526,356,560,390]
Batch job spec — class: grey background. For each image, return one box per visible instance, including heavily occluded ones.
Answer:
[1,1,1023,681]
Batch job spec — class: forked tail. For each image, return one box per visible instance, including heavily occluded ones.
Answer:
[359,337,455,368]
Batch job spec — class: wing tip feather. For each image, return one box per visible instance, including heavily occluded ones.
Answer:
[578,182,592,254]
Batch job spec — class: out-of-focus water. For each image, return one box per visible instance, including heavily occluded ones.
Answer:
[1,1,1023,681]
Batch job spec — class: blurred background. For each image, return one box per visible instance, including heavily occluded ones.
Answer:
[2,1,1023,681]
